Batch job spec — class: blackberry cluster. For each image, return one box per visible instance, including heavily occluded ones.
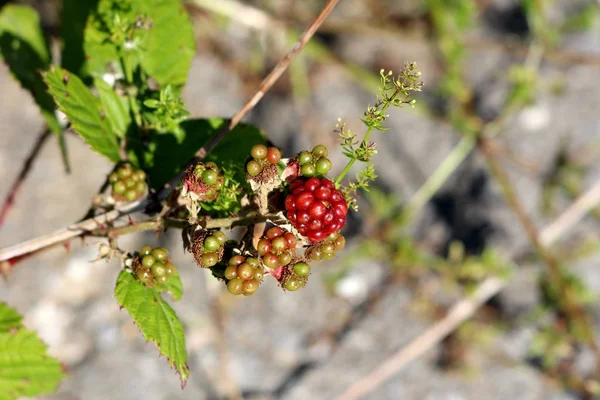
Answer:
[246,144,281,179]
[183,162,223,202]
[305,232,346,260]
[224,255,264,296]
[109,164,147,202]
[285,177,348,242]
[279,260,311,292]
[134,245,176,287]
[297,144,332,177]
[190,230,227,268]
[255,226,296,269]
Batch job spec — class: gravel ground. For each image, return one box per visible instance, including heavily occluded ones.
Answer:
[1,1,600,399]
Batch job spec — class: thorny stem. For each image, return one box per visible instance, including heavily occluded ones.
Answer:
[94,214,283,239]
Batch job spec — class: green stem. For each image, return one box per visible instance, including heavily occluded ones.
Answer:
[334,126,374,186]
[405,135,476,219]
[334,87,403,187]
[120,51,142,128]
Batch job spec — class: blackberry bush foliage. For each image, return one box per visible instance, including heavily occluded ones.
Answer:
[0,0,422,394]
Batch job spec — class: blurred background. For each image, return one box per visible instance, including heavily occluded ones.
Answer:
[2,0,600,399]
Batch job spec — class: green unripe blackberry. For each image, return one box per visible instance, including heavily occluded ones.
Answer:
[312,144,328,158]
[201,252,219,267]
[224,265,238,280]
[254,269,264,281]
[165,262,176,275]
[242,279,260,295]
[140,245,153,256]
[301,163,316,177]
[278,251,293,266]
[246,257,259,268]
[229,255,245,267]
[315,157,332,175]
[117,166,132,178]
[125,178,136,188]
[124,190,137,201]
[299,151,313,165]
[142,255,156,268]
[271,237,288,253]
[205,161,219,172]
[263,253,280,269]
[112,164,147,201]
[203,236,220,252]
[156,275,168,284]
[213,231,227,245]
[285,277,301,291]
[136,268,153,285]
[251,144,268,160]
[113,181,126,195]
[237,263,254,280]
[227,278,244,295]
[134,170,146,181]
[256,239,271,256]
[201,169,218,185]
[135,182,146,193]
[293,262,311,277]
[151,262,167,278]
[246,160,262,176]
[151,247,168,261]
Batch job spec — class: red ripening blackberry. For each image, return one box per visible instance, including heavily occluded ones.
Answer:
[255,226,297,269]
[285,177,348,242]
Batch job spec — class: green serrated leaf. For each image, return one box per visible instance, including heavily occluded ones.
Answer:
[0,304,22,332]
[0,5,70,171]
[114,270,188,385]
[82,0,194,87]
[44,66,121,162]
[139,0,195,87]
[129,118,266,190]
[94,78,131,138]
[0,302,65,400]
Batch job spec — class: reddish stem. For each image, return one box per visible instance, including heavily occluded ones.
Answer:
[0,128,51,230]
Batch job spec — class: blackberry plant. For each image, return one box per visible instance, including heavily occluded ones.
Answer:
[0,0,421,395]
